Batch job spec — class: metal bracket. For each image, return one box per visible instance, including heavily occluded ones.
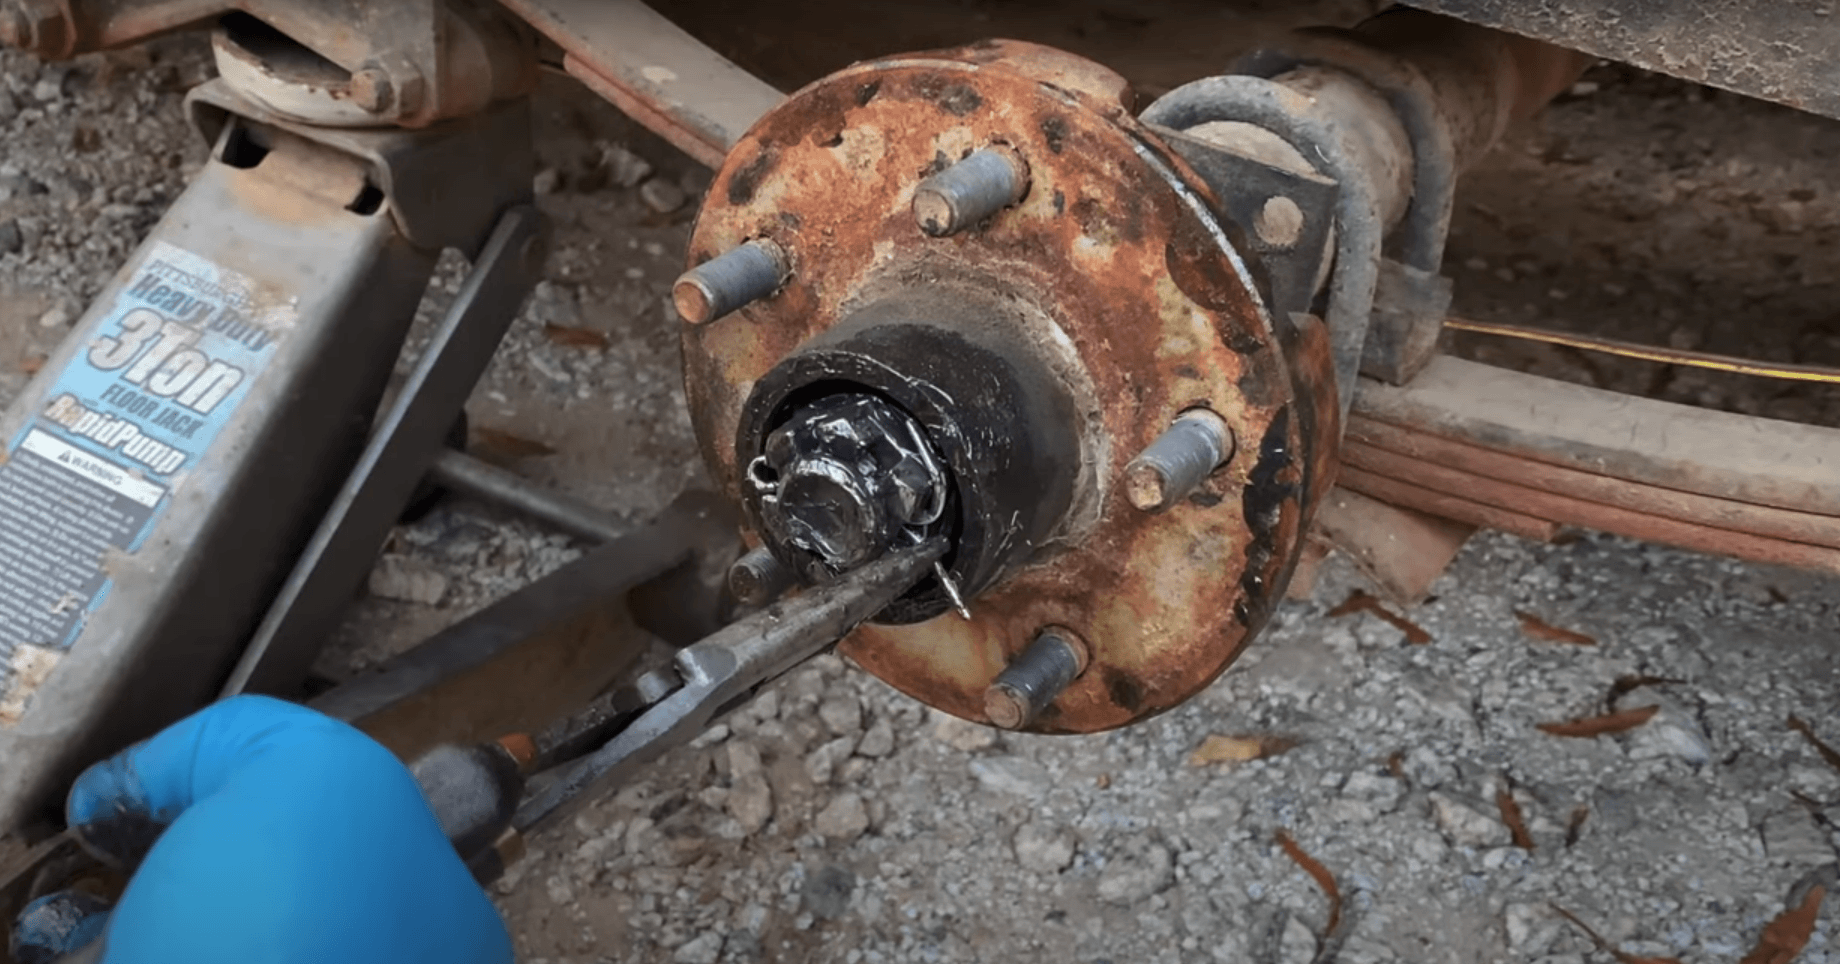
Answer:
[1364,258,1452,385]
[0,0,542,128]
[1144,76,1389,424]
[1150,123,1338,322]
[188,80,537,256]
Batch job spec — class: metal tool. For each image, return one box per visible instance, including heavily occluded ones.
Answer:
[22,735,531,964]
[0,80,538,836]
[0,833,75,897]
[511,536,948,840]
[21,535,943,962]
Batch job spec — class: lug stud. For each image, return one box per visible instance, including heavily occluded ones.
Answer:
[913,147,1029,237]
[985,627,1088,730]
[1124,409,1234,513]
[674,238,789,324]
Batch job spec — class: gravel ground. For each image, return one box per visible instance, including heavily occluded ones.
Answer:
[4,4,1840,963]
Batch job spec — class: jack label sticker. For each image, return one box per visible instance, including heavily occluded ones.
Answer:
[0,241,296,723]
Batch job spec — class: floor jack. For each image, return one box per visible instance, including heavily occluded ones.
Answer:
[0,16,780,942]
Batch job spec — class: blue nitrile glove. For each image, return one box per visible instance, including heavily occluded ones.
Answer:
[56,695,512,964]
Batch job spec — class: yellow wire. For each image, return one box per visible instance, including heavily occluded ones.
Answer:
[1445,317,1840,385]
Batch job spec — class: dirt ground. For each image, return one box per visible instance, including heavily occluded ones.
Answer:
[5,1,1840,962]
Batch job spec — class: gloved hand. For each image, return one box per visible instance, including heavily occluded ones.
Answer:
[37,695,513,964]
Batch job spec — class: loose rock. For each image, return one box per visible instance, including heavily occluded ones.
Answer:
[1761,809,1832,867]
[805,736,856,785]
[640,177,688,214]
[672,931,724,964]
[1429,792,1510,849]
[368,554,448,606]
[1012,821,1075,875]
[856,717,895,758]
[599,142,653,188]
[818,694,863,737]
[725,741,773,835]
[1613,691,1711,765]
[969,755,1051,798]
[802,864,855,919]
[932,711,997,752]
[1096,837,1173,904]
[813,792,870,842]
[1505,902,1559,957]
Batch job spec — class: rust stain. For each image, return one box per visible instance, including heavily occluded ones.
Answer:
[681,40,1331,732]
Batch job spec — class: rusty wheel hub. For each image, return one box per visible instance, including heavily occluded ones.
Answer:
[681,41,1338,732]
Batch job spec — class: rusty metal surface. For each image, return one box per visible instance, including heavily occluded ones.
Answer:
[1337,465,1561,543]
[187,80,536,256]
[1347,422,1840,551]
[1344,355,1840,574]
[1218,9,1589,392]
[7,0,536,127]
[1397,0,1840,121]
[1343,440,1840,573]
[499,0,784,167]
[681,41,1332,732]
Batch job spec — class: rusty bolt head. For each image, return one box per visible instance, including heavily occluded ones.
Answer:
[1254,195,1304,249]
[673,277,717,325]
[494,733,538,773]
[1122,461,1172,513]
[983,686,1030,730]
[349,67,395,113]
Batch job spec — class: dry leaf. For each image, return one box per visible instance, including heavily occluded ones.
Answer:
[1189,733,1300,767]
[1327,589,1432,644]
[1276,830,1342,938]
[1094,773,1111,789]
[1565,804,1589,848]
[1515,610,1596,645]
[1496,784,1534,850]
[472,426,557,462]
[18,354,45,375]
[1551,905,1685,964]
[543,323,610,349]
[1788,716,1840,773]
[1386,750,1407,782]
[1740,884,1824,964]
[71,125,102,154]
[1537,705,1658,738]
